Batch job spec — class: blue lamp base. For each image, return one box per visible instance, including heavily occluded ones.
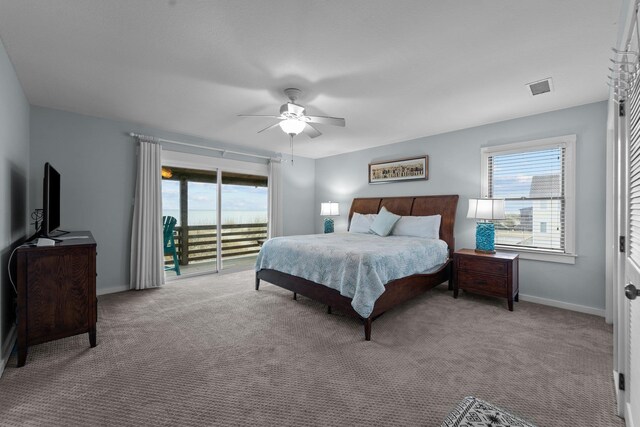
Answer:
[323,218,335,233]
[475,222,496,253]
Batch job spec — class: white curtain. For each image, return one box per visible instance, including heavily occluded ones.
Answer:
[130,139,165,290]
[268,160,283,238]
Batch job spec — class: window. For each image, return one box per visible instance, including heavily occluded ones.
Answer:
[481,135,576,264]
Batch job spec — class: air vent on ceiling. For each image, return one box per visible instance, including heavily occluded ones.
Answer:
[526,78,553,96]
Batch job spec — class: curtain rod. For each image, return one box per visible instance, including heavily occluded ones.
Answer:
[129,132,282,162]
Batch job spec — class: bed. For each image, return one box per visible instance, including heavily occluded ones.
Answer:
[255,195,459,340]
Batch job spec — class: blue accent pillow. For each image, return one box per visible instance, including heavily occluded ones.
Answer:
[369,206,401,236]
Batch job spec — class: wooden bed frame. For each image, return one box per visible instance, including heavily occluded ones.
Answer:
[255,195,459,340]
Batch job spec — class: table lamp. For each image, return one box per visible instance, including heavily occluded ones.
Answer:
[320,202,340,233]
[467,198,505,253]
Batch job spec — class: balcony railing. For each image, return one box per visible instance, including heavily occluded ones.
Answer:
[165,223,267,266]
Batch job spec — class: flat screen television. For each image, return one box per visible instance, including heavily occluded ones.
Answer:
[42,162,61,237]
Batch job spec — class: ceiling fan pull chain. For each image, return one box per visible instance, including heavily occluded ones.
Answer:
[290,134,294,164]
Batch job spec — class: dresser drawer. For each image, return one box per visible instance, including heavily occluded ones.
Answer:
[457,270,507,294]
[458,256,507,276]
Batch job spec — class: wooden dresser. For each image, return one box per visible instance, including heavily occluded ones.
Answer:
[16,231,97,367]
[452,248,519,311]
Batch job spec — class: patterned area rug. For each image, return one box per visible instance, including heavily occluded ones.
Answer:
[442,396,536,426]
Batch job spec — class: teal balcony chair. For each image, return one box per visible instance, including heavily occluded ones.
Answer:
[163,216,181,276]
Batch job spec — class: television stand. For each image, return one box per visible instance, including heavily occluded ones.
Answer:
[47,229,69,237]
[25,228,68,243]
[16,231,97,367]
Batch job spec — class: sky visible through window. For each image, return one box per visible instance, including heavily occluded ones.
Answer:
[162,180,268,226]
[491,147,562,212]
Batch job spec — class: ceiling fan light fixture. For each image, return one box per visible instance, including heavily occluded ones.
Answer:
[279,119,306,135]
[239,88,344,139]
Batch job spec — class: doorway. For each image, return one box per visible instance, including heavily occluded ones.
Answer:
[160,153,269,277]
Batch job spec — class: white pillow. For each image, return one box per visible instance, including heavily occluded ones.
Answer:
[369,206,401,236]
[391,214,441,239]
[349,213,377,233]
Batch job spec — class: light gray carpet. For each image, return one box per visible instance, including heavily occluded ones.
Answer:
[0,270,623,426]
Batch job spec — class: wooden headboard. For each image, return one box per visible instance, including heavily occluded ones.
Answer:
[348,195,459,255]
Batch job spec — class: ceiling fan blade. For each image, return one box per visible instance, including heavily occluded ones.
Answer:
[238,114,282,119]
[303,123,322,138]
[304,115,346,127]
[257,122,282,134]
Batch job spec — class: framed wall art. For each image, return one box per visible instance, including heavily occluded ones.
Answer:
[368,156,428,184]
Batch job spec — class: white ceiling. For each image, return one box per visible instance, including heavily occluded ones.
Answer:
[0,0,621,159]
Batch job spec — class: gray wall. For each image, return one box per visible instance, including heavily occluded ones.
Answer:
[0,37,30,369]
[24,93,609,314]
[315,101,608,312]
[29,106,315,294]
[282,156,315,236]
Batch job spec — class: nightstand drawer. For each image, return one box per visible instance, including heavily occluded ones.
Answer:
[453,249,519,311]
[457,270,507,293]
[458,256,507,276]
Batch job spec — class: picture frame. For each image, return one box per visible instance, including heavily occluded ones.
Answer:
[368,156,428,184]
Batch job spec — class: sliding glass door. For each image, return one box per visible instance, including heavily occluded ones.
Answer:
[220,172,268,270]
[161,167,218,276]
[161,164,267,277]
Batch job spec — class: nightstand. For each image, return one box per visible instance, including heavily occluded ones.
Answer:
[452,249,519,311]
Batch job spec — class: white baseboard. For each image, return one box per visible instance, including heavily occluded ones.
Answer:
[626,402,635,427]
[0,324,17,378]
[97,285,129,296]
[518,293,605,317]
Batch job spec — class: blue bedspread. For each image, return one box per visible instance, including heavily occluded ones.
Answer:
[255,233,449,318]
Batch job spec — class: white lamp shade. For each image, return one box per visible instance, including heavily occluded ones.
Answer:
[467,198,505,220]
[279,119,306,135]
[320,202,340,216]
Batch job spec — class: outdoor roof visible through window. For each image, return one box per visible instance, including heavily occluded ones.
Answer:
[161,166,267,187]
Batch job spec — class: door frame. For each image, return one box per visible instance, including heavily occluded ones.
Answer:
[613,95,630,419]
[161,150,269,276]
[610,96,623,416]
[611,1,640,420]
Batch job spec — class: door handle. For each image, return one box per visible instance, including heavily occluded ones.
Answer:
[626,283,640,300]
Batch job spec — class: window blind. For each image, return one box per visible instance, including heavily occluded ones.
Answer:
[487,146,566,252]
[629,75,640,265]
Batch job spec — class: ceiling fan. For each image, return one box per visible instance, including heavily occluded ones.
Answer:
[238,88,345,138]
